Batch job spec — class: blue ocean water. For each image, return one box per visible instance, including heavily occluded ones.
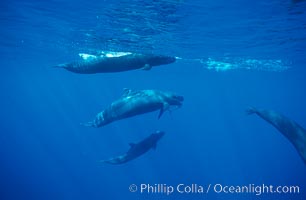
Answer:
[0,0,306,199]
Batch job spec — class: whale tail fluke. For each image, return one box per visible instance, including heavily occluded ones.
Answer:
[98,159,108,164]
[52,63,68,69]
[97,159,113,165]
[80,121,95,127]
[98,159,120,165]
[245,106,258,115]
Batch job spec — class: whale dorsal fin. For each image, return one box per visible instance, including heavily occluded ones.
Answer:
[141,64,152,70]
[158,102,170,119]
[122,88,133,97]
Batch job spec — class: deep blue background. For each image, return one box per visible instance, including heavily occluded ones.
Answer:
[0,0,306,199]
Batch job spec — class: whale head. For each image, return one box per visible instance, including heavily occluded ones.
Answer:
[163,92,184,106]
[152,130,165,140]
[146,55,176,66]
[149,130,166,147]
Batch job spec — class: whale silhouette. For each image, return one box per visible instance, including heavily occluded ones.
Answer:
[82,89,184,128]
[100,131,165,164]
[54,52,176,74]
[246,107,306,164]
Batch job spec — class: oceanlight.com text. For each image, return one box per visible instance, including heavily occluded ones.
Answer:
[129,183,300,196]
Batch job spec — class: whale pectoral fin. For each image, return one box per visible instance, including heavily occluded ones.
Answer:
[141,64,152,70]
[158,103,170,119]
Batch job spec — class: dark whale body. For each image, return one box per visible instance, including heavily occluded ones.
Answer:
[55,52,176,74]
[247,107,306,164]
[101,131,165,164]
[82,89,183,128]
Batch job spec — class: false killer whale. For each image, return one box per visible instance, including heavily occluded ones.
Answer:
[82,89,184,128]
[54,51,176,74]
[101,131,165,164]
[246,107,306,164]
